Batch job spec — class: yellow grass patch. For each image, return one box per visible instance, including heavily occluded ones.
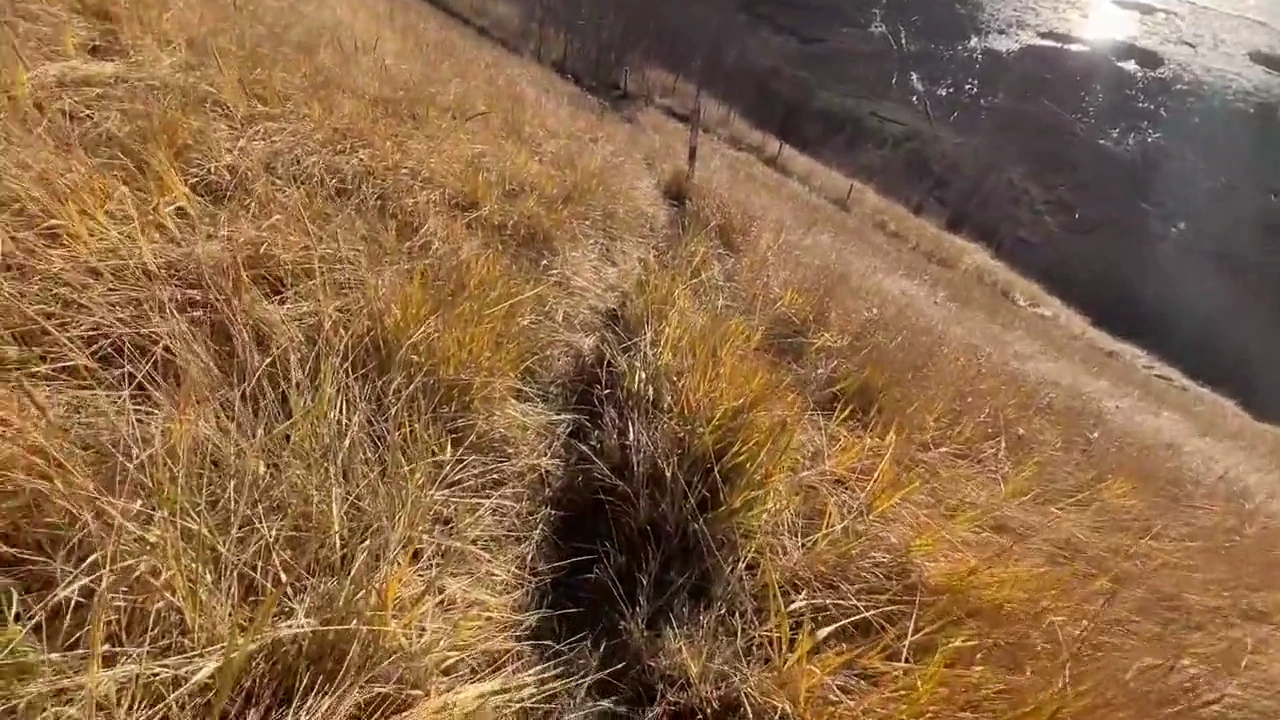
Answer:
[3,0,1279,717]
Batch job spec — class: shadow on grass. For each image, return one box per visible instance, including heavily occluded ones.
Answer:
[527,311,756,717]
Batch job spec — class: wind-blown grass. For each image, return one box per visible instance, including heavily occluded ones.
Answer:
[2,0,1279,717]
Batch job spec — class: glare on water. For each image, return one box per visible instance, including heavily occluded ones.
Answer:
[1077,0,1142,40]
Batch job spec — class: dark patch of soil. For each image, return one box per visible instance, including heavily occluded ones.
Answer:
[1249,49,1280,74]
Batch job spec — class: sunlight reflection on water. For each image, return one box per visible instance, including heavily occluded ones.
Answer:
[1077,0,1142,40]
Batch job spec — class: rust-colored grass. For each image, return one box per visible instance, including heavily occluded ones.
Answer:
[3,0,1279,717]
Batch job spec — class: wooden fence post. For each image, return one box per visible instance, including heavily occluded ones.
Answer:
[686,85,703,186]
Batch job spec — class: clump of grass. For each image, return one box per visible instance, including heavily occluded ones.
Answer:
[661,165,694,208]
[660,166,764,257]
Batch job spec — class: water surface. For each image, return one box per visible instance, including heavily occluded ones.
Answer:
[887,0,1280,419]
[980,0,1280,89]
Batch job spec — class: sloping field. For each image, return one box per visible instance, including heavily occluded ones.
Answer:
[2,0,1279,717]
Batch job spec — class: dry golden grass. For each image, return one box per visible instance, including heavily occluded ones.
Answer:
[3,0,1280,717]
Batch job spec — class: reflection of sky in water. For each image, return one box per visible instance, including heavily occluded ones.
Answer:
[1078,0,1141,40]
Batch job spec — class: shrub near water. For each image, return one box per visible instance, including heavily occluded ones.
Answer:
[4,0,1280,718]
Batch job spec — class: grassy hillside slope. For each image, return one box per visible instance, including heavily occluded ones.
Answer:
[2,0,1279,717]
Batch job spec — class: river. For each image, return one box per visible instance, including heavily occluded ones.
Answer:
[980,0,1280,90]
[873,0,1280,420]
